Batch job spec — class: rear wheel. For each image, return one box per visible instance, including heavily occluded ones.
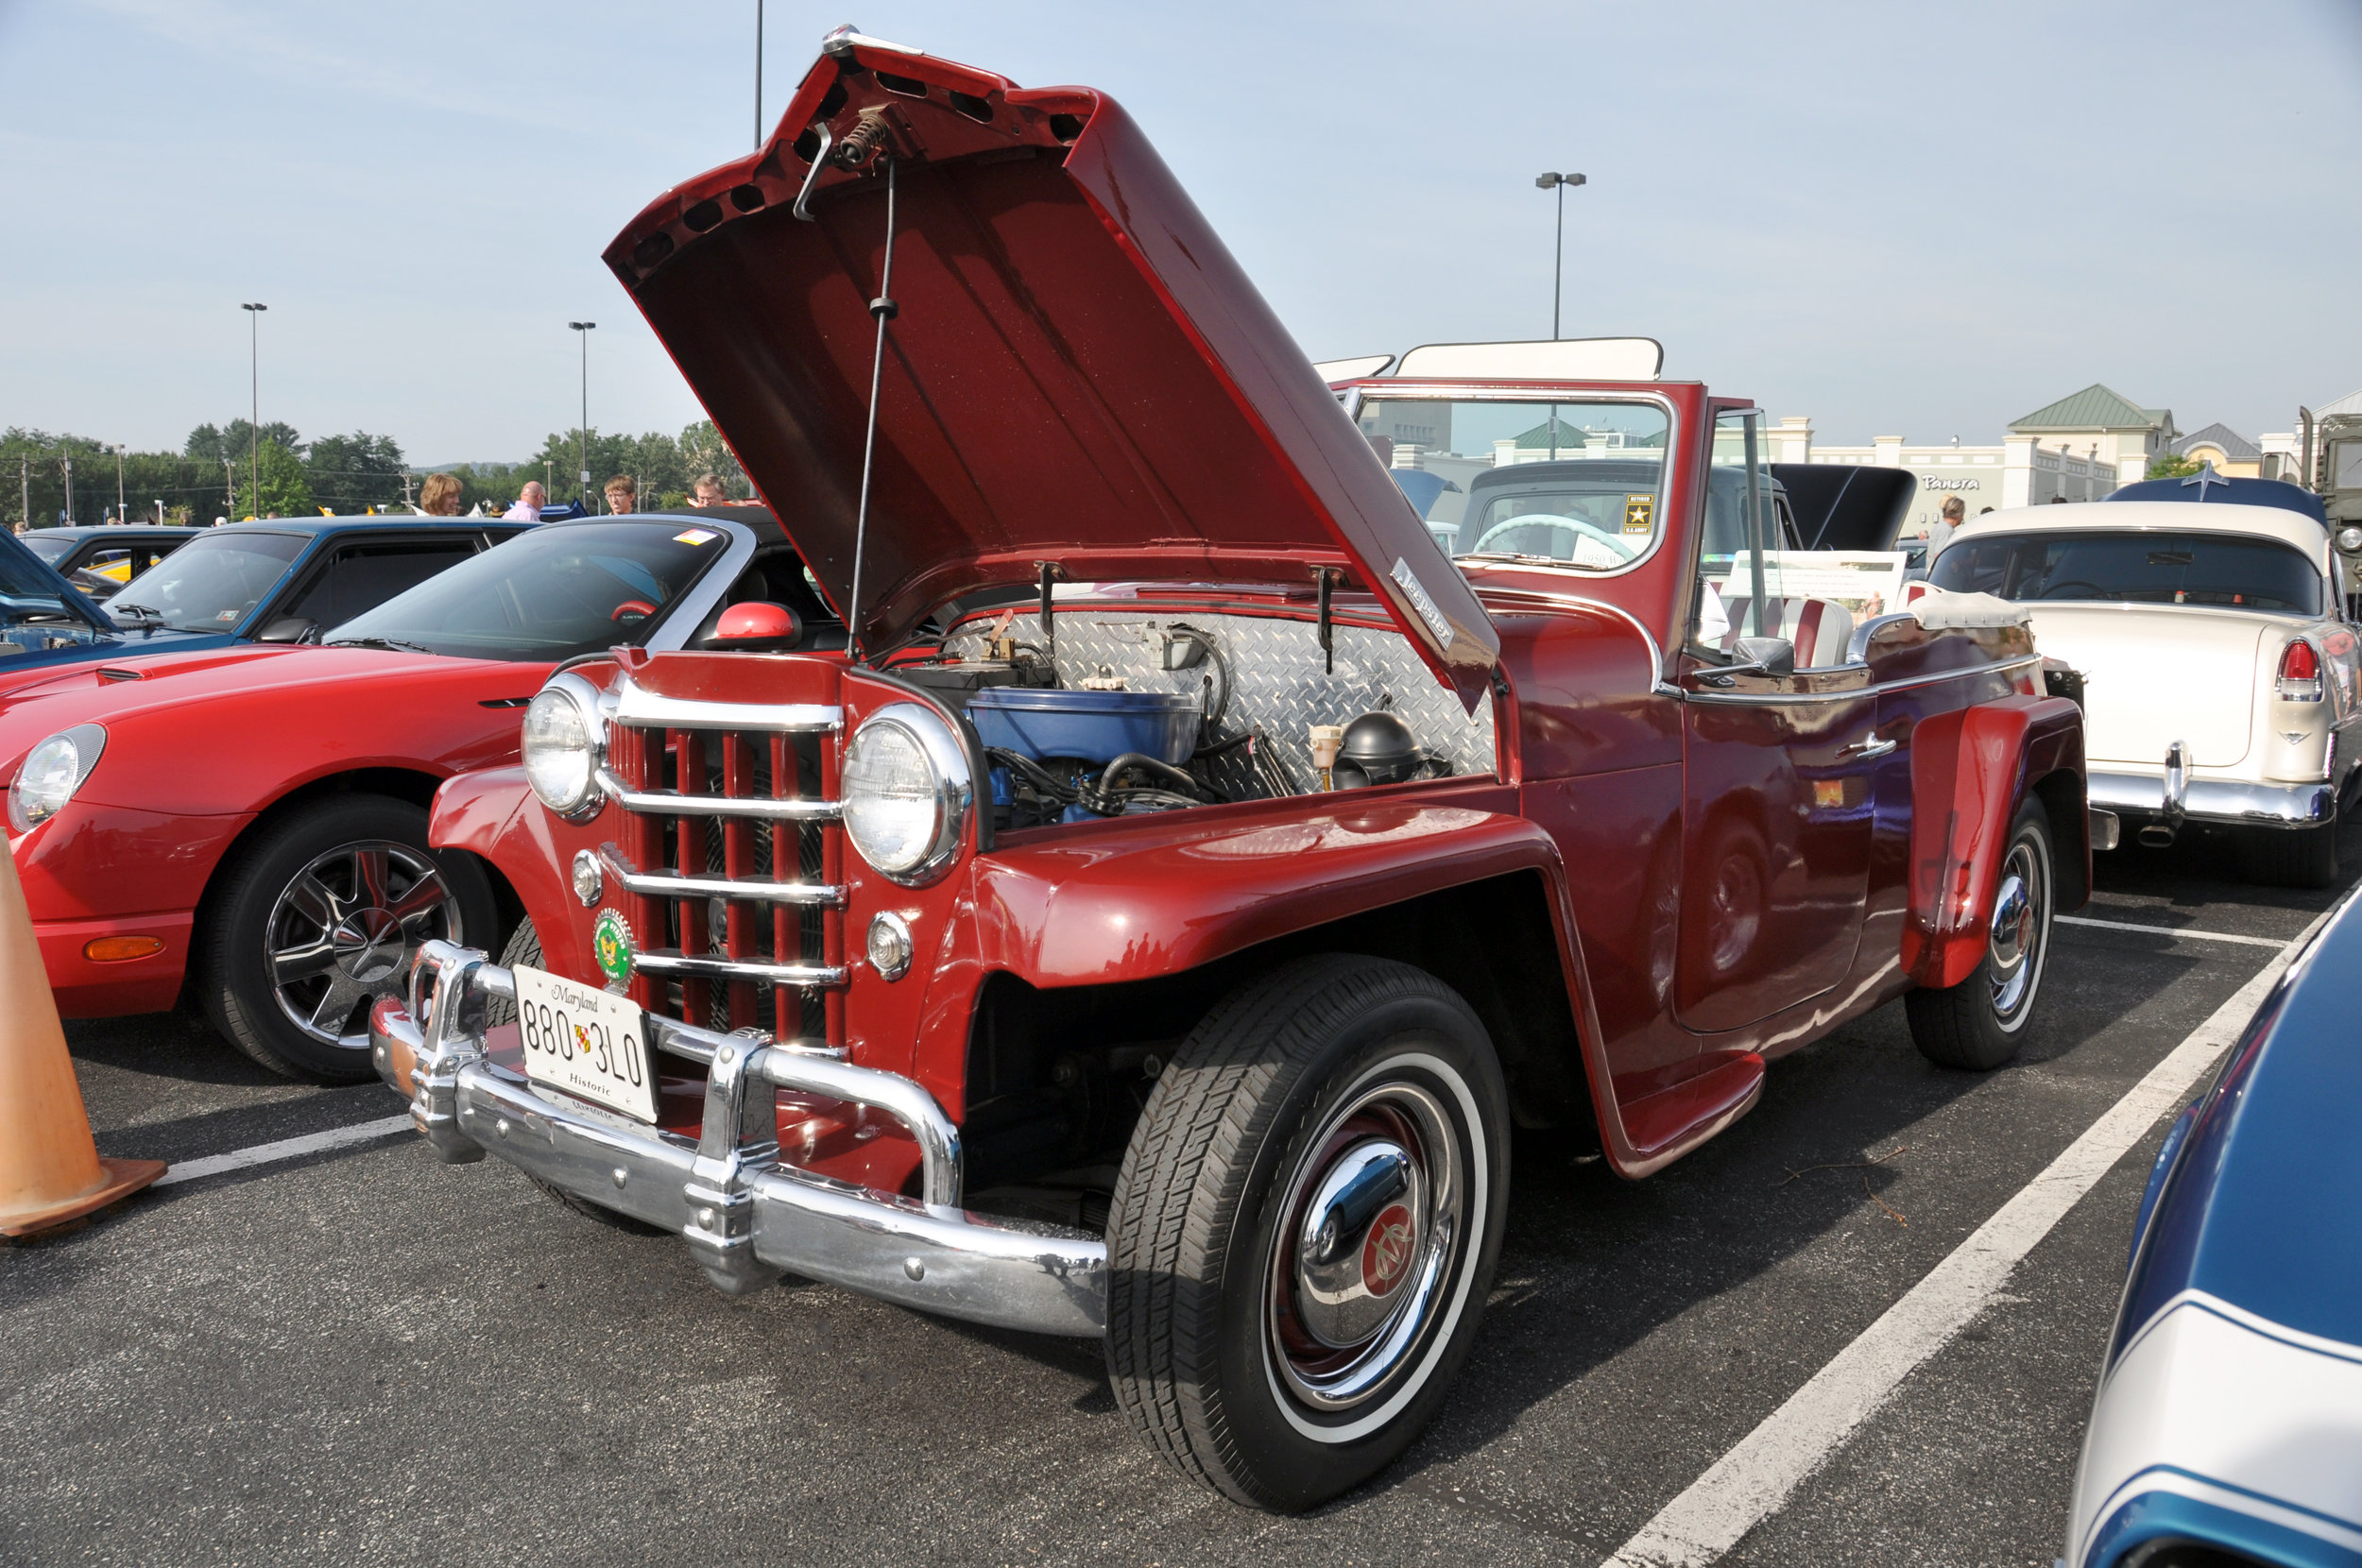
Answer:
[203,796,493,1083]
[1907,797,2053,1071]
[2241,822,2338,890]
[1104,955,1509,1511]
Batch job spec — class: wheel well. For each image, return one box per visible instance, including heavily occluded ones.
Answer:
[959,870,1596,1195]
[179,769,522,1006]
[2031,767,2088,909]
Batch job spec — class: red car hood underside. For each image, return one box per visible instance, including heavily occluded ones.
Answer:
[602,32,1496,708]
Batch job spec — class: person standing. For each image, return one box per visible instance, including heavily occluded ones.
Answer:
[504,481,546,521]
[689,473,727,507]
[603,474,639,515]
[1916,494,1964,555]
[418,472,463,516]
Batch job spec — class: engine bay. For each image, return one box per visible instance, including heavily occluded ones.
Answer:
[896,605,1498,832]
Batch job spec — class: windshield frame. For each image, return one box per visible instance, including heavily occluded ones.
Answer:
[1343,384,1683,580]
[1929,525,2329,617]
[319,514,760,662]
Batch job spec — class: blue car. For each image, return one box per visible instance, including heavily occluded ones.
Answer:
[0,516,535,682]
[0,528,122,671]
[2064,887,2362,1568]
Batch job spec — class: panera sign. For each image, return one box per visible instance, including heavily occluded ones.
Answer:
[1920,475,1986,491]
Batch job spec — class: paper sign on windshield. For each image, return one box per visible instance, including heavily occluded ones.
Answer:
[1716,552,1908,622]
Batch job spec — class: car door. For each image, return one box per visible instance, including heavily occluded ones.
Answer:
[1672,412,1882,1033]
[267,535,481,638]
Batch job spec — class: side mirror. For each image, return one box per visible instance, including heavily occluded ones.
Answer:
[1729,635,1795,676]
[1700,636,1795,687]
[698,600,803,652]
[255,616,317,644]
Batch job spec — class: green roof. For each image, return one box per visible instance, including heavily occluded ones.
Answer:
[2010,383,2165,432]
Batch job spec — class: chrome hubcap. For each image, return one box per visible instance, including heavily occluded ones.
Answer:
[1986,836,2048,1028]
[267,840,460,1048]
[1267,1079,1465,1413]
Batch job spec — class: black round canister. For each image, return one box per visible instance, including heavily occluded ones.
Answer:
[1337,711,1424,785]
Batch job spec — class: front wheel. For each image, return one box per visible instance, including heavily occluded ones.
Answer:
[201,795,494,1083]
[1104,955,1509,1511]
[1907,796,2054,1070]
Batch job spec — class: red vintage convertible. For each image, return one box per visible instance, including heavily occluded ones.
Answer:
[368,29,2088,1508]
[2,508,808,1081]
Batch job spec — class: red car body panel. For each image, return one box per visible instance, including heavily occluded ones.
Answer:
[4,644,547,1014]
[603,41,1497,707]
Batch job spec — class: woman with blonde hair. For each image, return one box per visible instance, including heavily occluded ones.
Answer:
[418,472,462,516]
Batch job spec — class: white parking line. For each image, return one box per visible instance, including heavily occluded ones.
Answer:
[151,1114,415,1187]
[2057,913,2288,948]
[1602,906,2333,1568]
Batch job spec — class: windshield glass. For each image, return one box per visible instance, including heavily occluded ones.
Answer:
[1929,530,2321,614]
[110,531,306,632]
[21,535,70,564]
[324,520,734,659]
[1358,397,1670,570]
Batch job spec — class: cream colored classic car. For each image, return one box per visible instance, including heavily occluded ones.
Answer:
[1926,500,2361,886]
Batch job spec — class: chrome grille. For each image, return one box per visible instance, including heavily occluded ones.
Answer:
[608,684,847,1045]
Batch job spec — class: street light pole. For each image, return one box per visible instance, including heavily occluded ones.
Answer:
[1532,171,1585,340]
[62,453,73,525]
[570,321,596,506]
[241,302,267,516]
[112,444,126,524]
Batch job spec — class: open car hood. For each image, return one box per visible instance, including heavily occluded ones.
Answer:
[604,29,1497,707]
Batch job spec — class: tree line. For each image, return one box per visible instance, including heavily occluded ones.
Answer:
[4,418,752,529]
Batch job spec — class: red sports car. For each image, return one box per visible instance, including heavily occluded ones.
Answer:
[3,506,828,1081]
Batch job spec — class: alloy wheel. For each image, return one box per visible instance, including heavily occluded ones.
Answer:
[265,839,462,1048]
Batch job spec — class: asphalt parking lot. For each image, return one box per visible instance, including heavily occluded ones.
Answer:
[8,823,2353,1568]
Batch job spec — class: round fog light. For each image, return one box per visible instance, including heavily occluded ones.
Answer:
[866,912,914,981]
[572,848,604,907]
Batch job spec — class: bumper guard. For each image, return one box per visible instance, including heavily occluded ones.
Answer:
[370,941,1105,1337]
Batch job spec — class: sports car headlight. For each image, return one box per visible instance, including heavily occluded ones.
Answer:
[522,673,607,820]
[9,724,106,834]
[840,703,971,885]
[2337,525,2362,555]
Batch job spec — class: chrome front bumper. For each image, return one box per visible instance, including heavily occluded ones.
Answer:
[370,941,1105,1337]
[2087,769,2336,830]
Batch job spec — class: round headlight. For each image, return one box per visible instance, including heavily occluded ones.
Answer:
[841,703,971,885]
[522,673,606,819]
[2337,525,2362,555]
[8,724,106,834]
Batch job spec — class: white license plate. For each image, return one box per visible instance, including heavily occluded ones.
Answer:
[513,964,659,1124]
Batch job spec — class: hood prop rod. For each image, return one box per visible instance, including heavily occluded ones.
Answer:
[1036,561,1063,673]
[843,151,899,663]
[1314,567,1341,673]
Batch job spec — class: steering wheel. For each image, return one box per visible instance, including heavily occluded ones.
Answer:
[2038,580,2104,600]
[1469,514,1638,565]
[611,598,658,623]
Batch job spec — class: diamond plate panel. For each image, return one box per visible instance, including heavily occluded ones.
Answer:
[943,609,1495,795]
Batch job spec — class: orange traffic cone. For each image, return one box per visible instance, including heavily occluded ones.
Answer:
[0,837,164,1236]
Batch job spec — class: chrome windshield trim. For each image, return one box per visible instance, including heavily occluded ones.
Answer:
[610,676,844,735]
[630,949,848,989]
[1846,611,1925,664]
[1677,654,2041,705]
[593,766,844,821]
[594,844,845,908]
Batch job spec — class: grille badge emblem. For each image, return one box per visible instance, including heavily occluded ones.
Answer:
[591,909,635,992]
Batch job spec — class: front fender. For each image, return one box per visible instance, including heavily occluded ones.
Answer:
[1902,693,2084,988]
[429,765,589,979]
[969,795,1565,986]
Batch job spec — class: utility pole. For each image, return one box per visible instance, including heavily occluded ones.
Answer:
[62,453,73,525]
[400,469,416,509]
[754,0,765,150]
[242,301,267,517]
[112,444,126,524]
[570,321,596,506]
[19,456,27,534]
[223,459,235,522]
[1533,171,1585,340]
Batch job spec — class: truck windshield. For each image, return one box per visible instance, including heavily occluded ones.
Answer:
[323,520,733,659]
[108,530,306,632]
[1357,397,1670,568]
[1929,530,2321,614]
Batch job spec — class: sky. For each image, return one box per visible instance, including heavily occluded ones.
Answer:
[2,0,2357,465]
